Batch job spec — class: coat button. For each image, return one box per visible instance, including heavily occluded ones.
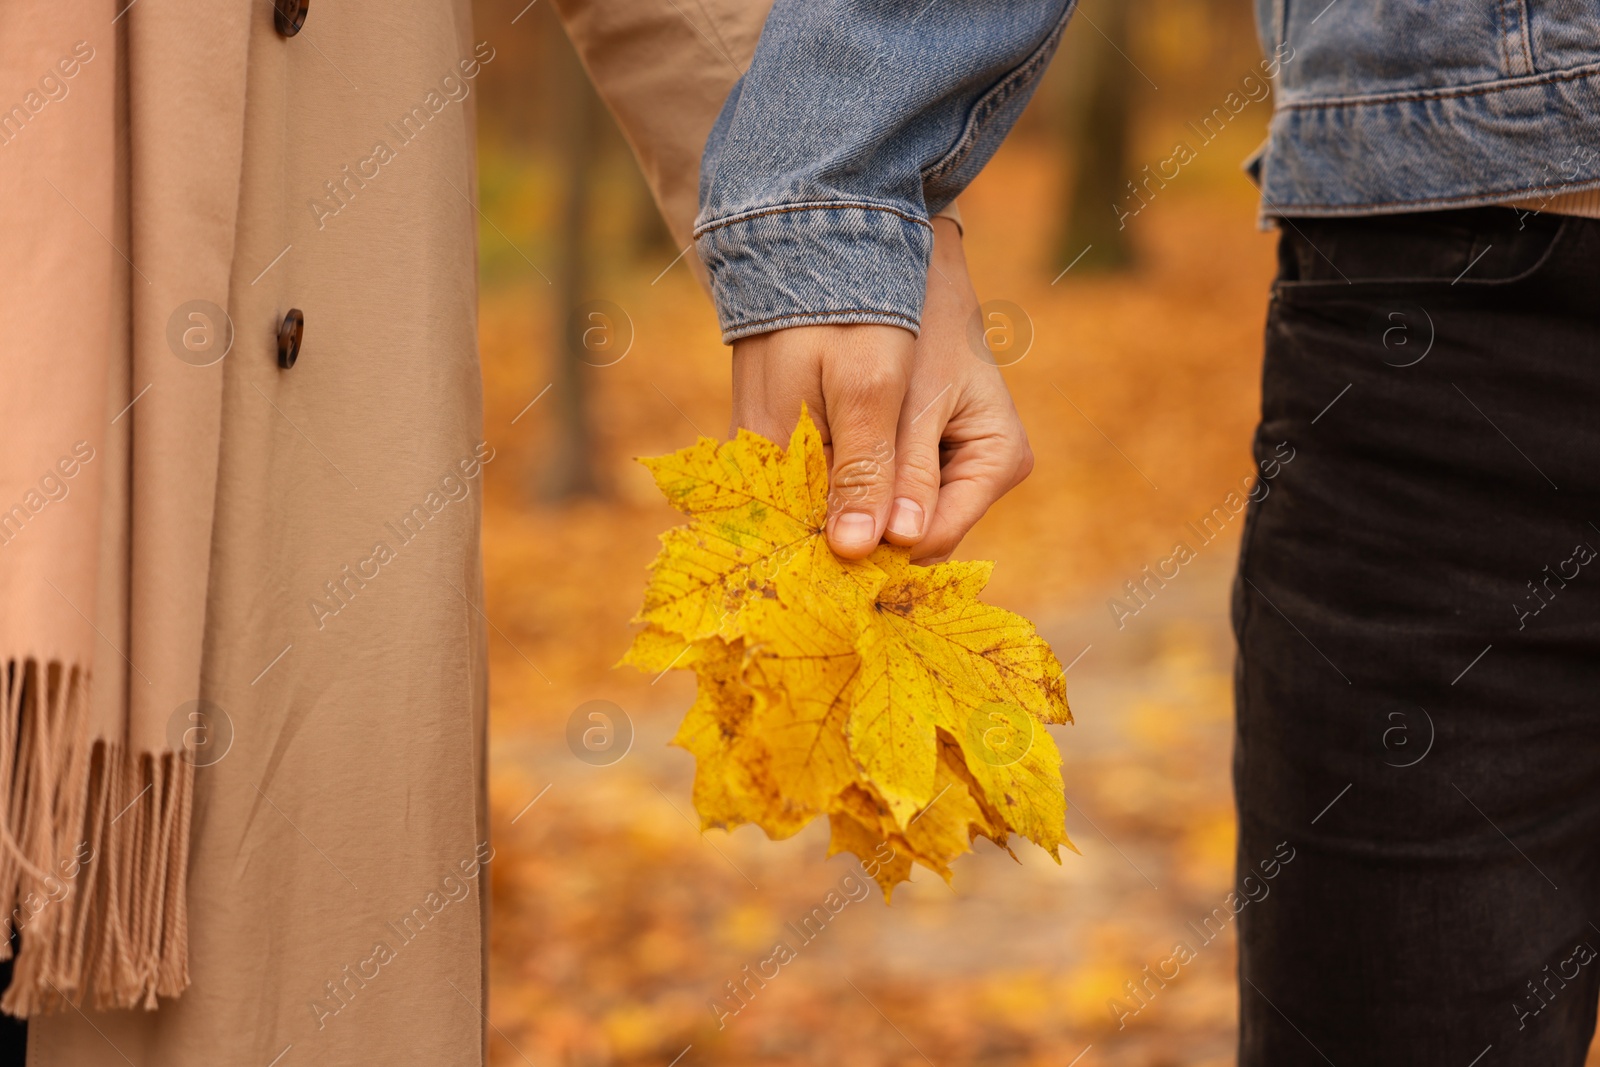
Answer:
[277,309,304,369]
[274,0,308,36]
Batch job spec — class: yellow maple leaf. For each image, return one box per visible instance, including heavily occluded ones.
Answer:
[657,632,814,839]
[826,806,914,900]
[850,549,1069,850]
[617,623,695,674]
[739,554,880,814]
[635,412,845,643]
[898,744,1009,880]
[830,741,1021,892]
[627,408,1073,896]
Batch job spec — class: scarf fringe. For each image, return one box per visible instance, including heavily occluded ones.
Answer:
[0,660,193,1017]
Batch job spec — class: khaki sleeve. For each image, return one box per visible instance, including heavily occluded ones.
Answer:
[552,0,768,259]
[554,0,964,291]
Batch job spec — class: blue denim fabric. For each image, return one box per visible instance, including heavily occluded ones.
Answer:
[1252,0,1600,218]
[694,0,1074,343]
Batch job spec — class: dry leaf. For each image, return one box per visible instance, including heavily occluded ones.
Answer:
[625,408,1073,897]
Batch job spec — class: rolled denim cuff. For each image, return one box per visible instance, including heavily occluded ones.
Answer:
[694,202,933,344]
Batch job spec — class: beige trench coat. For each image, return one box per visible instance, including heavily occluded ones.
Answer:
[22,1,773,1064]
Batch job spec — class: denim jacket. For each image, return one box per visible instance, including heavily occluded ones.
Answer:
[697,0,1600,343]
[1252,0,1600,218]
[694,0,1074,343]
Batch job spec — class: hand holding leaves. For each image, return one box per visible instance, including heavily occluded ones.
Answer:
[729,216,1034,563]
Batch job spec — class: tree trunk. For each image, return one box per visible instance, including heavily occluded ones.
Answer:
[1058,0,1136,274]
[542,48,604,500]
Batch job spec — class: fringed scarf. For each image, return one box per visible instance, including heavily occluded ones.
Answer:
[0,0,251,1014]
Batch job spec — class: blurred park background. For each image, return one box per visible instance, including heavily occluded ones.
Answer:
[470,1,1285,1064]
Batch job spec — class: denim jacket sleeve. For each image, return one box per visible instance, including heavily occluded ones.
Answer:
[694,0,1074,343]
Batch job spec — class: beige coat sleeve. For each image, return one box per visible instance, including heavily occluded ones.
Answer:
[551,0,765,253]
[553,0,960,286]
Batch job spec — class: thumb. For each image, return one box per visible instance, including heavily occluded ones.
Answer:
[882,381,951,551]
[821,330,912,559]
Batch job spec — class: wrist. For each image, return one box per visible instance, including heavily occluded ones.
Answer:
[697,204,933,344]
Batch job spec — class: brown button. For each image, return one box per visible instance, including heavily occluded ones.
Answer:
[274,0,308,37]
[277,309,304,369]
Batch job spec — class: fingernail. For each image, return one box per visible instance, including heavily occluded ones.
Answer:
[832,511,876,548]
[887,498,923,539]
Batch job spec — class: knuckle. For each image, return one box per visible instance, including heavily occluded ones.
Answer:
[833,361,906,405]
[832,455,888,489]
[895,448,942,495]
[828,448,895,512]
